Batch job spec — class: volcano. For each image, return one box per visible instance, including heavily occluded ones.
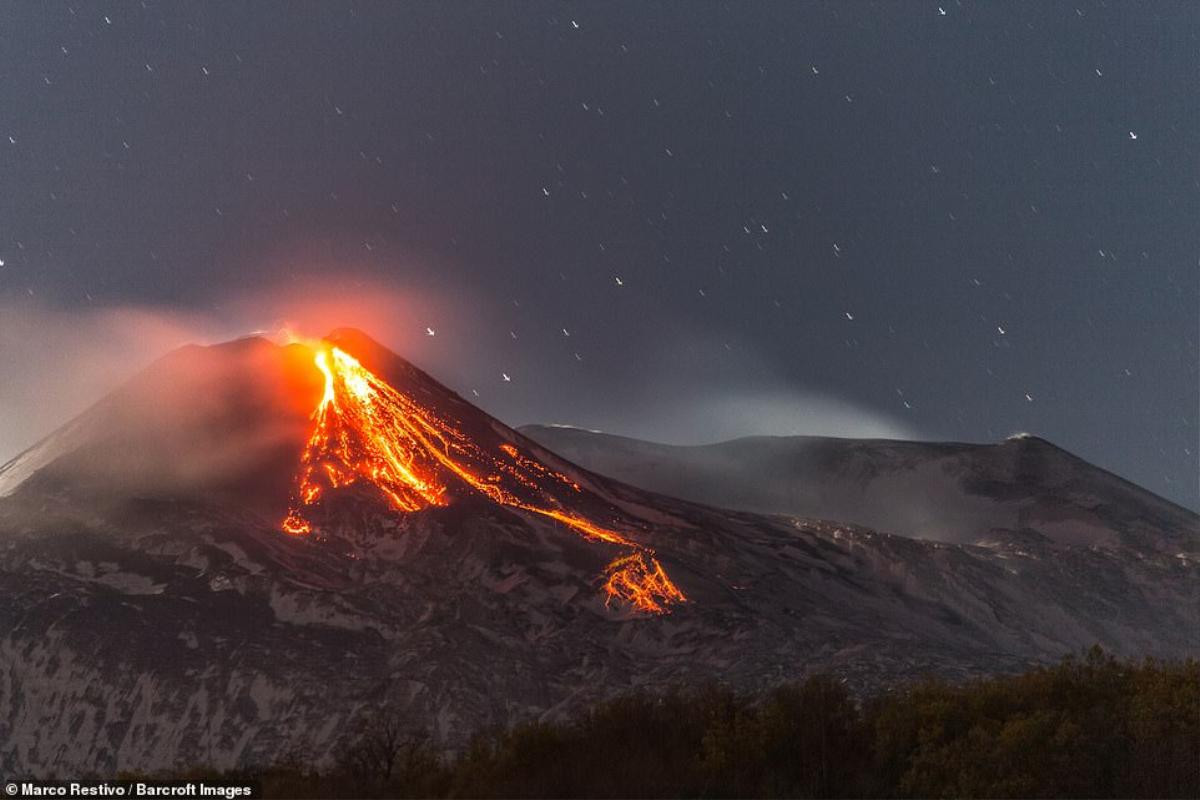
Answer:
[0,330,1196,775]
[278,331,684,612]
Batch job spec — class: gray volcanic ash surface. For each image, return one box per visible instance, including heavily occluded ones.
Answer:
[521,424,1200,553]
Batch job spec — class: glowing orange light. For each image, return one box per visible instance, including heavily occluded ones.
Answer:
[603,553,688,614]
[282,343,685,613]
[281,509,312,536]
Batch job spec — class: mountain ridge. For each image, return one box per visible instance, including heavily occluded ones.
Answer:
[520,424,1198,553]
[0,330,1195,775]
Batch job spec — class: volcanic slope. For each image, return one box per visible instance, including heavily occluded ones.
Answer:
[0,329,1195,775]
[520,425,1200,553]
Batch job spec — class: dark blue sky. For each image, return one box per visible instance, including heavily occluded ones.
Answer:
[1,1,1196,508]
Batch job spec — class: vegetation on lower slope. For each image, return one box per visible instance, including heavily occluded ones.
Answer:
[169,648,1200,798]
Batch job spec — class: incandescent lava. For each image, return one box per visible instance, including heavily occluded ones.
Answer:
[281,337,685,614]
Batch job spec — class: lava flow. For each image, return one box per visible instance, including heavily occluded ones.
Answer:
[282,342,685,613]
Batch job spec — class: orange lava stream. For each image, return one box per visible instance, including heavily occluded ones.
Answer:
[282,344,685,613]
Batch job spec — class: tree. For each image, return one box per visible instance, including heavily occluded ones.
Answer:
[333,706,444,798]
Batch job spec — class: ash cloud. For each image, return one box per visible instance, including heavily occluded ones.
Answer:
[0,276,924,474]
[616,389,921,445]
[0,303,218,466]
[0,274,450,466]
[460,324,925,447]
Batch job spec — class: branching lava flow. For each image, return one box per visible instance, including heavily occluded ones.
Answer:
[282,343,685,613]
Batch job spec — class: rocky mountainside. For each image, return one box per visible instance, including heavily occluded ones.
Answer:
[1,330,1195,776]
[521,425,1199,552]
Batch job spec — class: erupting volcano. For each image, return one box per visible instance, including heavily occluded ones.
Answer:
[280,336,685,613]
[1,328,1195,778]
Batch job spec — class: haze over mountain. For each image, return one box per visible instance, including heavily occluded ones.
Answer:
[520,425,1199,551]
[0,330,1195,775]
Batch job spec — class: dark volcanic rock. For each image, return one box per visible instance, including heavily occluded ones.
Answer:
[1,332,1195,775]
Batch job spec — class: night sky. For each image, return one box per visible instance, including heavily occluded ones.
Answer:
[1,2,1196,508]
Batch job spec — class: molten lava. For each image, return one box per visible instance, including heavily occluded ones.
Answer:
[282,342,685,613]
